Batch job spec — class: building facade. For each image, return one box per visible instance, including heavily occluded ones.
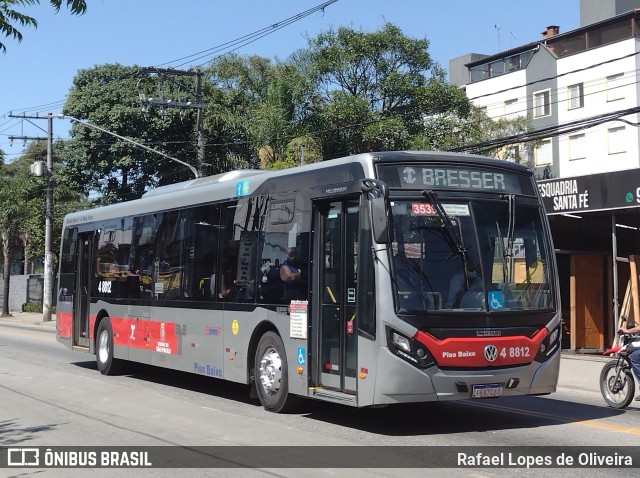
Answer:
[450,0,640,351]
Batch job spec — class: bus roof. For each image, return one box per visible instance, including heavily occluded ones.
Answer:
[62,151,531,226]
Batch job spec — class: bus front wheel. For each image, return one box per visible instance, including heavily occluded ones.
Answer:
[96,317,123,375]
[254,331,298,413]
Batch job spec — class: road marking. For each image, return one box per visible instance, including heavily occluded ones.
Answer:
[460,400,640,436]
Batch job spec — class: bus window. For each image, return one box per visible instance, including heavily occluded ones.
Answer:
[218,202,240,301]
[186,205,220,300]
[155,210,186,300]
[258,198,309,304]
[131,214,160,299]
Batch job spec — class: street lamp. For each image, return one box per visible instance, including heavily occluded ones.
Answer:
[63,115,199,179]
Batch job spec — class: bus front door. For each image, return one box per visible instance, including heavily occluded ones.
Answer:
[317,199,359,394]
[73,233,92,348]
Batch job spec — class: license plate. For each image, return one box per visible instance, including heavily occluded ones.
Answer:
[472,384,503,398]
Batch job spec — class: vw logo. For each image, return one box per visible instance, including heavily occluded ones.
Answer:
[484,345,498,362]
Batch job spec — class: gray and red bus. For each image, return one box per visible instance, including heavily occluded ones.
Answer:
[56,151,561,412]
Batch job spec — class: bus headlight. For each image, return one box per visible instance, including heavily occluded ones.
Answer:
[391,332,411,352]
[535,324,561,362]
[386,327,435,369]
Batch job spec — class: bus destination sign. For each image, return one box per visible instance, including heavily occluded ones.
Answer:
[377,165,535,195]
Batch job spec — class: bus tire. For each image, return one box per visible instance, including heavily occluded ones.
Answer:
[96,317,124,375]
[254,331,298,413]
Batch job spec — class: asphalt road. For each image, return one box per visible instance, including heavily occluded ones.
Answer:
[1,315,639,477]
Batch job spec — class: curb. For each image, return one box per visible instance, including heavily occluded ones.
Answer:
[560,351,611,363]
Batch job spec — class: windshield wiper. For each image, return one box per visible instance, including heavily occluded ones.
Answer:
[422,190,471,288]
[496,221,508,285]
[423,190,467,257]
[497,194,517,284]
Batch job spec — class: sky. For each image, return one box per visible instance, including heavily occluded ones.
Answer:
[0,0,581,163]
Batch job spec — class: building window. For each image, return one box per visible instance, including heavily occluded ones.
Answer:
[568,83,584,110]
[479,106,488,116]
[489,60,505,76]
[504,98,519,119]
[533,90,551,118]
[535,139,552,166]
[608,126,626,154]
[568,134,586,160]
[505,145,519,162]
[607,73,624,102]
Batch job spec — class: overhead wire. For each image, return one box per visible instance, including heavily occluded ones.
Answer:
[6,11,640,183]
[163,0,338,69]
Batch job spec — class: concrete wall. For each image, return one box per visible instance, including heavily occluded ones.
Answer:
[448,53,489,87]
[581,0,640,26]
[0,274,48,312]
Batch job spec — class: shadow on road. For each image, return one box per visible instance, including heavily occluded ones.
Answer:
[0,419,60,446]
[69,359,637,437]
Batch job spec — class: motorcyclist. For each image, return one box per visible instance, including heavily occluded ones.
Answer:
[619,321,640,400]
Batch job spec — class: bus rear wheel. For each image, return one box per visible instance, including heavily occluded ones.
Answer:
[96,317,123,375]
[254,331,298,413]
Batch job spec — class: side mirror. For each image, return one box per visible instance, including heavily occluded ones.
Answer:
[361,179,391,244]
[370,196,390,244]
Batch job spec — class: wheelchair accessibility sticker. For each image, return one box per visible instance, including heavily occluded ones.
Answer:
[297,347,306,366]
[488,291,504,311]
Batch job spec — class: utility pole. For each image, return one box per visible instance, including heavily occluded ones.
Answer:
[9,113,55,322]
[138,67,206,176]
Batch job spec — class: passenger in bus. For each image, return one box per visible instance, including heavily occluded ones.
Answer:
[218,256,235,299]
[96,243,118,278]
[280,247,303,301]
[139,249,154,274]
[446,257,483,309]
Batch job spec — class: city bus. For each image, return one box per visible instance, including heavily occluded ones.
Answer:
[56,151,561,412]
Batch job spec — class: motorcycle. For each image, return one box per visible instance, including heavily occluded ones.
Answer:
[600,319,640,409]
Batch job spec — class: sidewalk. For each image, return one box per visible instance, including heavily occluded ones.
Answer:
[0,311,57,329]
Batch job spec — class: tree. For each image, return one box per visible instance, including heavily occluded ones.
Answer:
[0,168,30,315]
[204,55,312,171]
[0,0,87,53]
[304,23,473,156]
[8,141,89,274]
[62,64,199,203]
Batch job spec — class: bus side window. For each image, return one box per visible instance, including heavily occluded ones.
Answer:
[130,214,159,300]
[258,197,309,304]
[218,202,239,301]
[187,204,219,301]
[155,211,185,300]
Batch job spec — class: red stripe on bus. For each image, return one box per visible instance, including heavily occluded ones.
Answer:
[57,312,72,338]
[413,328,548,367]
[109,317,179,355]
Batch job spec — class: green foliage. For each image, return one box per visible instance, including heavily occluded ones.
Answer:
[0,0,87,53]
[363,118,410,152]
[61,64,198,203]
[204,55,312,170]
[22,302,41,312]
[54,22,531,207]
[283,136,322,165]
[303,22,490,156]
[0,162,32,315]
[1,141,91,274]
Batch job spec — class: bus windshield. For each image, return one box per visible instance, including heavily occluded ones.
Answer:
[390,197,553,313]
